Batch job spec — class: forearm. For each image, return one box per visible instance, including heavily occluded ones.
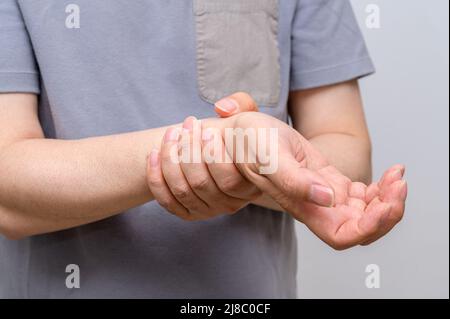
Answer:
[308,133,372,183]
[288,81,373,184]
[0,129,163,238]
[0,117,233,239]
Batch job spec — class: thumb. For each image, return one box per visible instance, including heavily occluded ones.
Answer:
[215,92,259,117]
[258,155,336,208]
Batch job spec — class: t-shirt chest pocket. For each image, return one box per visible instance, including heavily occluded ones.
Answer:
[193,0,281,107]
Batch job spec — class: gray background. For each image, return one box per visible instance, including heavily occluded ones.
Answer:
[296,0,449,299]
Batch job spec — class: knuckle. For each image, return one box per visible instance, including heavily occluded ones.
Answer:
[342,176,352,186]
[147,177,161,189]
[235,92,257,110]
[190,177,210,191]
[218,176,242,194]
[172,185,191,200]
[161,151,176,163]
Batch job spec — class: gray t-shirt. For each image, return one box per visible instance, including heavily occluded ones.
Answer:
[0,0,374,298]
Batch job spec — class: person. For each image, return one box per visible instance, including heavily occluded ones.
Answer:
[0,0,407,298]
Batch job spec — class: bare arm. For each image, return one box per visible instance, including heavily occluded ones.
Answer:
[220,83,405,249]
[0,93,234,239]
[289,80,373,183]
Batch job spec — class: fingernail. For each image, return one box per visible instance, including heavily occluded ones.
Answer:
[399,180,408,201]
[164,128,180,143]
[399,165,406,177]
[202,128,214,142]
[149,149,160,167]
[310,184,335,207]
[392,169,403,180]
[215,98,238,114]
[183,116,196,132]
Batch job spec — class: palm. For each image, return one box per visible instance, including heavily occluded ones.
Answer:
[288,142,407,250]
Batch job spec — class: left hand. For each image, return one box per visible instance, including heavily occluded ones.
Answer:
[228,111,408,250]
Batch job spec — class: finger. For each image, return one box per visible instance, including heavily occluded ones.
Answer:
[333,200,392,250]
[361,180,407,245]
[379,167,406,201]
[382,180,408,205]
[349,182,367,200]
[179,117,247,213]
[215,92,259,117]
[347,182,367,211]
[347,198,367,212]
[179,117,217,200]
[160,127,210,217]
[265,154,336,208]
[202,127,261,200]
[367,165,404,214]
[365,183,380,203]
[317,166,352,204]
[359,199,392,236]
[378,164,405,190]
[146,149,191,220]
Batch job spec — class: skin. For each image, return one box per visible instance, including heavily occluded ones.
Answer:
[148,81,408,250]
[146,93,263,221]
[0,82,407,249]
[0,92,259,239]
[230,112,407,250]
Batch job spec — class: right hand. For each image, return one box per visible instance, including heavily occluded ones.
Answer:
[146,93,261,221]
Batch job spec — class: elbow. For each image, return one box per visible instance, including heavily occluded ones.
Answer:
[1,230,27,241]
[0,206,31,241]
[0,221,29,241]
[0,225,28,241]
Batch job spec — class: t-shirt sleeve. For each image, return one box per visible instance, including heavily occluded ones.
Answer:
[0,0,40,94]
[290,0,375,91]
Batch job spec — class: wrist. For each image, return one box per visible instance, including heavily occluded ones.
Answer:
[201,114,237,134]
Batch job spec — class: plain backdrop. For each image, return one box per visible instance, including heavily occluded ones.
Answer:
[296,0,449,299]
